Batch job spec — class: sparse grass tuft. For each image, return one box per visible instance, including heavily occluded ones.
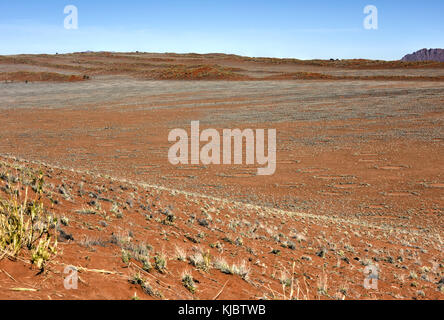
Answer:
[214,257,233,275]
[188,248,211,272]
[232,260,251,281]
[182,270,197,294]
[129,272,154,296]
[213,257,251,280]
[154,253,167,273]
[175,245,187,261]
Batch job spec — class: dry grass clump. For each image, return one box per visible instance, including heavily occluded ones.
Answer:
[213,257,233,274]
[188,247,212,272]
[0,188,57,270]
[231,260,251,281]
[174,245,187,261]
[213,257,251,281]
[111,232,153,271]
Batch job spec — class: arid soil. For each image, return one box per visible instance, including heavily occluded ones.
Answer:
[0,52,443,300]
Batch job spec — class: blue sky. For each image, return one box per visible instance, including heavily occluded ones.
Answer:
[0,0,443,60]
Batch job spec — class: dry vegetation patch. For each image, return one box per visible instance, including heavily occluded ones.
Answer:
[0,71,86,82]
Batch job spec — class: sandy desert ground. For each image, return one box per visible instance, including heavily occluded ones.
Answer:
[0,52,443,300]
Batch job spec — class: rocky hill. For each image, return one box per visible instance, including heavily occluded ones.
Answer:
[402,48,444,62]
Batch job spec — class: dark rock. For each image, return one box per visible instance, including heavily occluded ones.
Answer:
[198,219,210,227]
[58,186,71,199]
[58,229,74,242]
[316,247,327,258]
[185,234,198,243]
[126,198,134,208]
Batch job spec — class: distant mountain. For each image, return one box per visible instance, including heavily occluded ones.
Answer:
[401,48,444,62]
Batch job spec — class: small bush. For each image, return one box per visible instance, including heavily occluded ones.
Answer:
[182,271,196,294]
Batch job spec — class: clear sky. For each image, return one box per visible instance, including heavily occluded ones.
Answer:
[0,0,443,60]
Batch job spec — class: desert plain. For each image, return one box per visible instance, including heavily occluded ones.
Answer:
[0,52,442,300]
